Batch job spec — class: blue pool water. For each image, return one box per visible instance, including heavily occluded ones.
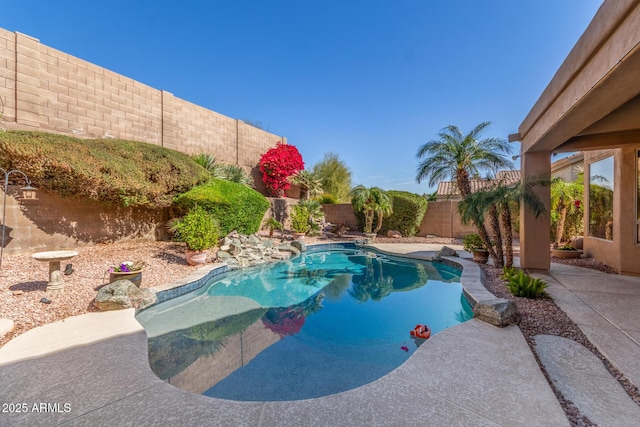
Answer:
[136,246,472,401]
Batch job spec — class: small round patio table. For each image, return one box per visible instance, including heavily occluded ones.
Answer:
[32,250,78,291]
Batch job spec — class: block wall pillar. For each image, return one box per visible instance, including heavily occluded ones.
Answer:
[520,151,551,271]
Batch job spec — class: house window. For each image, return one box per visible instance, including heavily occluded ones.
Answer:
[589,156,614,240]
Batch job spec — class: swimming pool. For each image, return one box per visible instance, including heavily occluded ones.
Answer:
[136,245,472,401]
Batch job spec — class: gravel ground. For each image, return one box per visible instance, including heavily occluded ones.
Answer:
[550,255,619,274]
[0,240,198,347]
[0,236,637,426]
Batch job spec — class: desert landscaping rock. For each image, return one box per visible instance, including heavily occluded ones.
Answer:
[473,298,520,327]
[94,280,157,311]
[214,233,299,270]
[432,245,458,261]
[291,240,307,252]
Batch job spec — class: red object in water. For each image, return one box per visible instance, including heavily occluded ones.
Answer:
[400,346,409,352]
[409,324,431,340]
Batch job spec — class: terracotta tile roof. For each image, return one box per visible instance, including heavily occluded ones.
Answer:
[436,170,521,199]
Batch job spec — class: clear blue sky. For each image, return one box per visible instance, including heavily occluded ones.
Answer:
[2,0,603,194]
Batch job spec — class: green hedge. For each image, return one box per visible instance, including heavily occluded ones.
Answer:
[0,131,210,208]
[380,191,428,237]
[352,190,427,236]
[173,179,270,235]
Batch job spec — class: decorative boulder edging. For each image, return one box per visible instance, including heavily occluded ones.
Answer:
[432,245,458,262]
[473,298,520,327]
[443,256,520,327]
[94,279,157,311]
[215,231,303,270]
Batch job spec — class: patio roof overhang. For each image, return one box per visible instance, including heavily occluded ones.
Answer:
[518,0,640,155]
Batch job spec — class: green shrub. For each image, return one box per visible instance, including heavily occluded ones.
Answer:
[501,266,519,281]
[463,233,484,252]
[192,153,220,175]
[377,191,427,237]
[505,269,549,299]
[317,193,338,204]
[169,205,220,251]
[173,179,270,235]
[0,131,210,208]
[298,199,323,235]
[290,204,311,234]
[355,190,427,236]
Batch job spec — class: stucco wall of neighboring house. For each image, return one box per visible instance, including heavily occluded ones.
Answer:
[551,152,584,182]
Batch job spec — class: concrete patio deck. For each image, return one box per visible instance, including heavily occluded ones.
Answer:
[0,244,639,426]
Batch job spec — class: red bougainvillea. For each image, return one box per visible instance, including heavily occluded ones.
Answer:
[258,143,304,197]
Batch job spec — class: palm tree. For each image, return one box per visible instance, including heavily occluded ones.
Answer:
[289,170,323,200]
[349,185,393,235]
[416,122,513,263]
[550,177,583,246]
[459,175,548,268]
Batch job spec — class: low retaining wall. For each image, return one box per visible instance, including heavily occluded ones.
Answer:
[2,186,170,255]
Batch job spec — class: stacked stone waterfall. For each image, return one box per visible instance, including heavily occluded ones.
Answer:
[215,231,307,269]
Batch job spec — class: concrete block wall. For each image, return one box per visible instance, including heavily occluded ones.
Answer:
[161,91,236,160]
[2,186,170,255]
[0,30,16,121]
[322,201,485,239]
[0,28,285,177]
[418,201,476,237]
[320,204,359,231]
